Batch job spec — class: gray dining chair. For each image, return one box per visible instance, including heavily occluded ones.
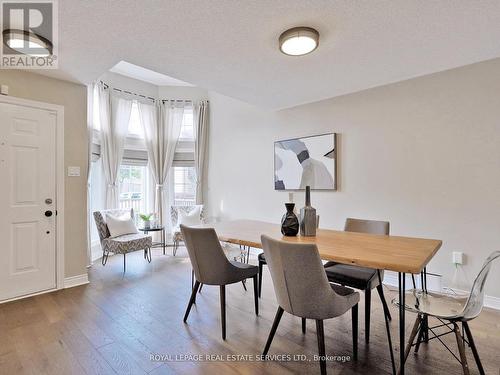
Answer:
[181,225,259,340]
[324,218,392,344]
[397,251,500,375]
[258,215,319,298]
[261,235,360,375]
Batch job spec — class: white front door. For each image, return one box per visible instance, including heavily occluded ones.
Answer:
[0,102,57,301]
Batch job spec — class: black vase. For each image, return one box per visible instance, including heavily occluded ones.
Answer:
[281,203,299,236]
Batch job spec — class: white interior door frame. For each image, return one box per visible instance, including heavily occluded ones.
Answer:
[0,95,65,292]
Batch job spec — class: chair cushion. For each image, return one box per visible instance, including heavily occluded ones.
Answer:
[102,233,152,254]
[330,283,356,297]
[229,261,259,280]
[178,206,202,226]
[325,263,378,290]
[258,252,266,263]
[105,213,138,237]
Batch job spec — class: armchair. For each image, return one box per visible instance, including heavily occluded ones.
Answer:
[170,205,204,255]
[93,208,153,272]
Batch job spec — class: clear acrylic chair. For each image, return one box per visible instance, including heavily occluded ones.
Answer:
[395,251,500,375]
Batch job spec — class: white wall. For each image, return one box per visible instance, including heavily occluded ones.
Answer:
[206,58,500,299]
[158,86,208,102]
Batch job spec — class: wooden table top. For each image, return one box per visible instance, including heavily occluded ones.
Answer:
[201,220,442,274]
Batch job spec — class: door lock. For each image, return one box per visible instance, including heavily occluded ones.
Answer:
[45,210,53,217]
[45,198,53,204]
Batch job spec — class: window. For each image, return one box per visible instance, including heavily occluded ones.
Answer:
[173,166,196,206]
[118,165,148,213]
[179,107,194,140]
[117,102,148,214]
[127,102,143,137]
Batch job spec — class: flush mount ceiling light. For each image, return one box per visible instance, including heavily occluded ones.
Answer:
[279,27,319,56]
[3,29,53,56]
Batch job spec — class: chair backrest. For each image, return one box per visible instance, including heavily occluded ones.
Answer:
[93,208,134,242]
[261,235,353,319]
[461,251,500,320]
[180,224,234,285]
[344,217,390,235]
[171,205,204,228]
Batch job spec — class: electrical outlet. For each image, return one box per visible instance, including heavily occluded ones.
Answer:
[452,251,463,265]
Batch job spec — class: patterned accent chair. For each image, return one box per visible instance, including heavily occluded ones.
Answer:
[170,205,204,256]
[93,208,153,272]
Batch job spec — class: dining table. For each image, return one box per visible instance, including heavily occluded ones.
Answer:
[201,219,442,375]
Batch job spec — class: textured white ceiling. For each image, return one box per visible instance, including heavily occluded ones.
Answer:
[38,0,500,109]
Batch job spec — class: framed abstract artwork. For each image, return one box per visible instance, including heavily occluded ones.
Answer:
[274,133,337,190]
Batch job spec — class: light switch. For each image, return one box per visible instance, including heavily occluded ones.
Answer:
[67,166,81,177]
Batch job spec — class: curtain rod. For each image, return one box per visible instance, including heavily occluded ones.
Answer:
[99,80,156,101]
[99,80,201,104]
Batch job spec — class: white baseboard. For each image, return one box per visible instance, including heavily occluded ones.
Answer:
[484,295,500,310]
[382,271,500,311]
[64,273,89,289]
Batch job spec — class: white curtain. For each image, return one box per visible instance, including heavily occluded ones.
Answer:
[194,100,209,205]
[138,100,186,228]
[86,83,95,267]
[99,85,133,208]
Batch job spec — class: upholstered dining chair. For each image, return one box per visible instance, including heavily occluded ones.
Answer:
[181,225,259,340]
[324,218,392,344]
[397,251,500,375]
[93,208,152,272]
[170,205,204,256]
[258,215,320,298]
[261,235,359,375]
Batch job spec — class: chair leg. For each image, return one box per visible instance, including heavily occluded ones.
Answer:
[241,280,247,291]
[263,307,284,356]
[454,322,471,375]
[101,251,109,266]
[302,318,306,334]
[463,322,485,375]
[252,275,259,315]
[403,315,422,364]
[376,284,392,321]
[123,253,126,273]
[220,285,226,340]
[258,260,263,298]
[352,304,358,361]
[183,280,200,322]
[316,319,327,375]
[199,284,203,293]
[365,288,371,344]
[414,318,425,353]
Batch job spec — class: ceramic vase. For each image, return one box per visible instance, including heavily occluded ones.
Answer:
[281,203,299,236]
[300,186,316,236]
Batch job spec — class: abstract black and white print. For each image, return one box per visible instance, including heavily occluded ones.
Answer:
[274,133,336,190]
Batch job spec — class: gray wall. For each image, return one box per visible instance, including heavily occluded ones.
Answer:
[206,58,500,298]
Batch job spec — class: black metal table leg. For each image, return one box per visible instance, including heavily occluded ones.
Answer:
[399,272,406,375]
[378,270,396,375]
[162,228,165,255]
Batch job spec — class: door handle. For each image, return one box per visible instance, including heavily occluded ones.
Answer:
[45,210,53,217]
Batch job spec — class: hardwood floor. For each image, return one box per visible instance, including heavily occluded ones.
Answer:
[1,247,499,374]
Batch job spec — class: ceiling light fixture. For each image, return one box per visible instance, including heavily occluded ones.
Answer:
[3,29,53,56]
[279,27,319,56]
